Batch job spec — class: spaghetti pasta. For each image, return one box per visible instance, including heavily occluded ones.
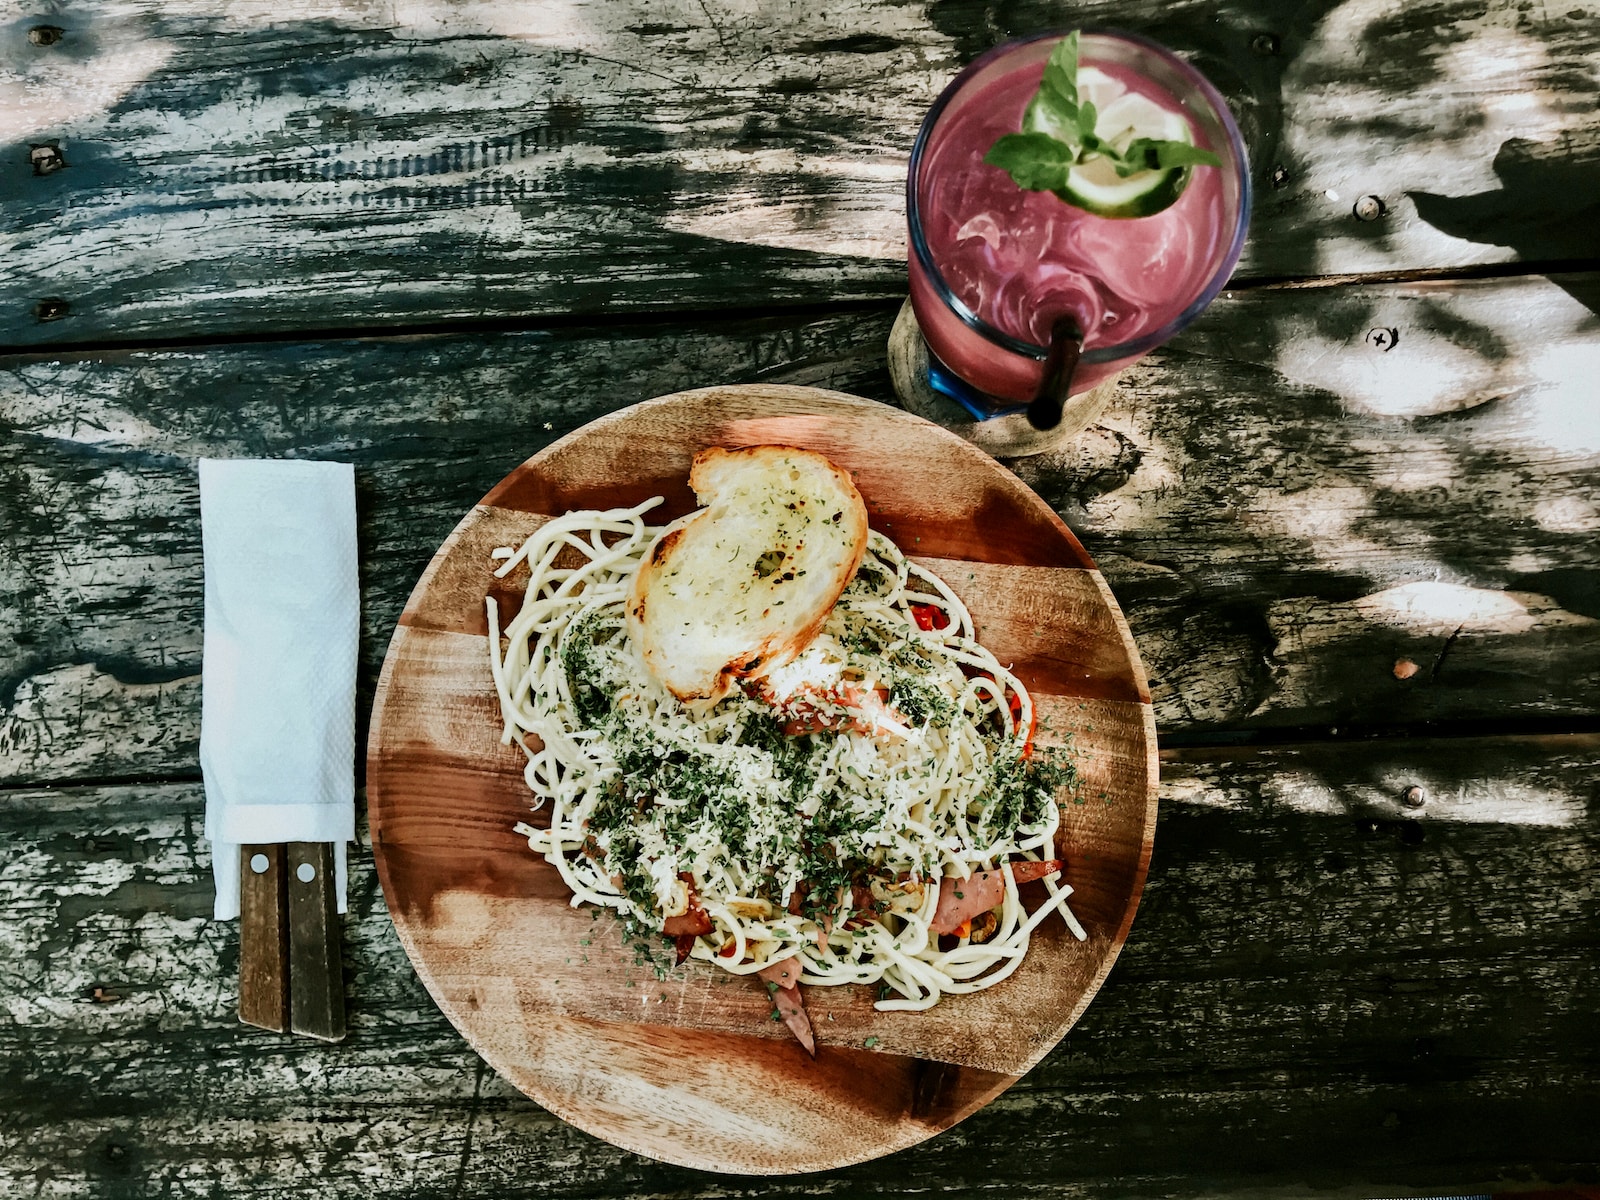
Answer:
[487,497,1084,1018]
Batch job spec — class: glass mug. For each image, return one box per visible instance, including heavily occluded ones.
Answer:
[906,31,1251,425]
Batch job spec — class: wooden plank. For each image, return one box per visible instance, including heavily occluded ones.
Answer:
[0,734,1594,1194]
[1,275,1597,784]
[0,308,885,785]
[3,0,1598,344]
[1012,271,1600,735]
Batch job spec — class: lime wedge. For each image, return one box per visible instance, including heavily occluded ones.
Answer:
[1057,150,1191,219]
[1024,73,1203,219]
[1094,91,1193,151]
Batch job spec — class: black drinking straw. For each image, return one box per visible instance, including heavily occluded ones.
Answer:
[1025,317,1084,430]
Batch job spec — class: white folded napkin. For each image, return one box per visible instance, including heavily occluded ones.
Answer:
[199,459,358,920]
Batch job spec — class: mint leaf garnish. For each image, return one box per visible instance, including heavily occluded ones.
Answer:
[1040,31,1079,112]
[1075,98,1098,143]
[1024,35,1082,145]
[983,28,1222,216]
[982,133,1077,191]
[1023,92,1076,144]
[1114,137,1223,176]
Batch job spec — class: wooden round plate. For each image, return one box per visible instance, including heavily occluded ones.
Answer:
[367,384,1158,1174]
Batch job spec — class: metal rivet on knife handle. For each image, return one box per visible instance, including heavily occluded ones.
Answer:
[238,844,290,1033]
[287,841,347,1043]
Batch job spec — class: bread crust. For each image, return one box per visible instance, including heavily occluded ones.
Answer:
[625,446,870,704]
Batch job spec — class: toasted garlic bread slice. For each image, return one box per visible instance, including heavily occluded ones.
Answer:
[626,446,869,704]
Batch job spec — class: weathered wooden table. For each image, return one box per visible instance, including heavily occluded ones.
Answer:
[3,1,1597,1196]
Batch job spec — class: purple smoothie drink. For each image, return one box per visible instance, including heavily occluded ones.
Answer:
[907,32,1250,416]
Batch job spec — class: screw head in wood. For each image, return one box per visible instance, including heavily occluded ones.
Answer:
[1402,785,1427,808]
[1353,194,1387,221]
[1366,326,1399,351]
[29,143,66,175]
[1250,32,1280,56]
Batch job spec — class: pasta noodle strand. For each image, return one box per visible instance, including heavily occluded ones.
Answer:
[489,501,1084,1012]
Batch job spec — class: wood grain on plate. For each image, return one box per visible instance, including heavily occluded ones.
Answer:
[366,384,1159,1173]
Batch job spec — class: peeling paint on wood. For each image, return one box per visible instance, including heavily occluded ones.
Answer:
[0,734,1595,1194]
[1,0,1596,1191]
[2,277,1597,784]
[2,0,1598,343]
[1011,272,1600,734]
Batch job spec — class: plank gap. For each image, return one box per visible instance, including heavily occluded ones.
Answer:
[0,297,907,361]
[1241,257,1600,292]
[1157,714,1600,751]
[6,258,1596,360]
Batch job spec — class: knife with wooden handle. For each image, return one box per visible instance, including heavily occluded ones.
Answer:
[239,842,346,1041]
